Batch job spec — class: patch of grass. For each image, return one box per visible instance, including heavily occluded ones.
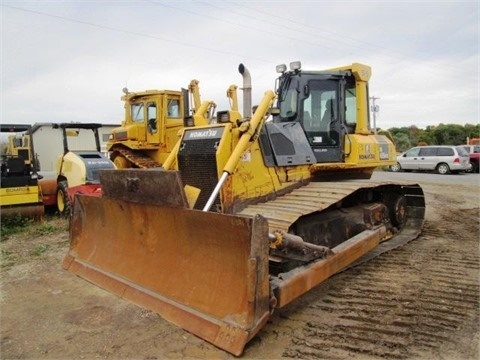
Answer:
[35,223,57,236]
[31,243,49,256]
[0,248,18,268]
[1,214,33,240]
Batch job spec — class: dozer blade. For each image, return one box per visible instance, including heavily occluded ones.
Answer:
[63,170,271,356]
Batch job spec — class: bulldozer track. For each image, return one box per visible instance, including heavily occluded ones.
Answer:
[238,180,424,234]
[275,208,479,360]
[112,146,162,168]
[239,180,422,231]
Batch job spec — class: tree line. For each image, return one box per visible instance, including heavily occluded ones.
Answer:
[384,123,480,152]
[1,123,478,156]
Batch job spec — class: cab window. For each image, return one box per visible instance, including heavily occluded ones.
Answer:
[302,79,337,131]
[279,88,298,119]
[345,80,357,127]
[167,99,180,118]
[13,138,22,147]
[147,102,157,120]
[131,103,144,123]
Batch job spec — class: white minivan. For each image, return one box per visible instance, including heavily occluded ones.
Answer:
[390,145,470,174]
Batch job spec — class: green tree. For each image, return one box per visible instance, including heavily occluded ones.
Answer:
[408,125,421,146]
[433,124,467,145]
[393,133,411,152]
[388,123,479,147]
[464,123,480,141]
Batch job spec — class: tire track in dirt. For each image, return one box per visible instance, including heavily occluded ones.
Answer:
[279,208,479,360]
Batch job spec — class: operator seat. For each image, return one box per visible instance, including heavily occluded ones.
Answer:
[319,99,339,145]
[303,111,313,129]
[148,118,158,134]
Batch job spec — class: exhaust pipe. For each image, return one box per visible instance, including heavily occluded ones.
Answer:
[238,64,252,119]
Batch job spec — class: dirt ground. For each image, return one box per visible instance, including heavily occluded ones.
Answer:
[1,173,479,360]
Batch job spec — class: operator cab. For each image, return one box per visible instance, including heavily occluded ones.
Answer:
[272,61,362,163]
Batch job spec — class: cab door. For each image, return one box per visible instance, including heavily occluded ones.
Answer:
[302,78,343,163]
[163,95,184,152]
[130,102,147,142]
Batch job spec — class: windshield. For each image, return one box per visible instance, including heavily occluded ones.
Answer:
[131,103,144,123]
[279,88,298,119]
[167,99,180,118]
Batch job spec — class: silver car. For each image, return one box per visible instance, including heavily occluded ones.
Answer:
[390,145,470,174]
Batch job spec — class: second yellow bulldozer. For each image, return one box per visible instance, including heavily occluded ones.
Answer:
[107,80,216,168]
[64,62,425,356]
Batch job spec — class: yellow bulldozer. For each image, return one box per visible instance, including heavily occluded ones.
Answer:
[63,62,425,355]
[107,79,216,168]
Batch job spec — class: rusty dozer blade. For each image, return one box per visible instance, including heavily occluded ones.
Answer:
[63,169,271,356]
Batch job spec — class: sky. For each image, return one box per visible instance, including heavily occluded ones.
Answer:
[1,0,479,130]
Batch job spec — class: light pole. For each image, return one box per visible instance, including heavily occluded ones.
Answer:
[370,96,380,134]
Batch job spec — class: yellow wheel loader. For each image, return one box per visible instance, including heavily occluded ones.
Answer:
[63,62,425,355]
[0,124,44,218]
[108,80,216,168]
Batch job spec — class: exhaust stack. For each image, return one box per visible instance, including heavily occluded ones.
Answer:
[238,64,252,119]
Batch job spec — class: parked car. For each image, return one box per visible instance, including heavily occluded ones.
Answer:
[462,145,480,173]
[390,145,471,174]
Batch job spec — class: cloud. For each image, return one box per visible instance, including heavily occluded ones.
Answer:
[1,1,478,130]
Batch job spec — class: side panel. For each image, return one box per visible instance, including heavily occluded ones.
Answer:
[0,187,40,206]
[63,193,271,356]
[263,122,316,166]
[345,134,396,167]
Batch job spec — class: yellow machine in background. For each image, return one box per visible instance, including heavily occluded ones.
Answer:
[64,62,425,355]
[53,123,116,217]
[107,80,216,168]
[0,124,44,218]
[5,133,39,170]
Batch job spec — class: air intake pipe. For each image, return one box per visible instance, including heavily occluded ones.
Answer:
[238,64,252,119]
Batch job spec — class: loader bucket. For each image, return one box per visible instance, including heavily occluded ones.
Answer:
[63,170,272,356]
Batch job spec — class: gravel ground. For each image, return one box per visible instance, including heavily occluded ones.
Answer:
[1,171,479,359]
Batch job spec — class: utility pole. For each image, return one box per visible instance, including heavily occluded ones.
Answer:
[370,96,380,134]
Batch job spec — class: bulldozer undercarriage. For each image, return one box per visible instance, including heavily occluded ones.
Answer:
[111,146,162,169]
[239,180,424,274]
[63,170,425,356]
